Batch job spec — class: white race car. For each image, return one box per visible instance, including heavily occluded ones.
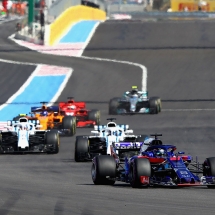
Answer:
[74,118,146,162]
[0,117,59,153]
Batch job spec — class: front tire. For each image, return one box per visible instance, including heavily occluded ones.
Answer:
[149,98,159,114]
[62,116,76,136]
[46,130,59,154]
[130,158,151,188]
[151,97,162,112]
[203,157,215,188]
[88,110,100,125]
[74,137,89,162]
[92,155,116,185]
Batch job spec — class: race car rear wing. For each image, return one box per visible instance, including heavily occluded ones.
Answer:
[94,124,129,131]
[113,142,142,150]
[59,101,86,109]
[7,119,40,126]
[31,106,59,112]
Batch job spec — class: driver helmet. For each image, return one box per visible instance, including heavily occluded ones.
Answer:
[40,111,48,116]
[69,105,76,110]
[131,86,138,95]
[157,149,165,157]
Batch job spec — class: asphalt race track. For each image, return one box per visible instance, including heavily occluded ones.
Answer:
[0,19,215,214]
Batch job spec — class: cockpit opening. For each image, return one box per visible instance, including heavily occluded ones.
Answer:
[107,122,116,127]
[19,118,28,123]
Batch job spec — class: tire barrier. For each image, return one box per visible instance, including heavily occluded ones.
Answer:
[11,2,27,16]
[48,5,106,46]
[171,0,215,12]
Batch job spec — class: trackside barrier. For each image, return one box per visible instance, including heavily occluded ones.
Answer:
[48,5,106,46]
[171,0,215,12]
[11,2,27,15]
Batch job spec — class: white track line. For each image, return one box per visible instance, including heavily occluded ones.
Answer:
[9,21,147,91]
[0,58,37,66]
[80,55,147,91]
[1,59,213,112]
[78,21,100,57]
[76,20,147,91]
[0,65,41,111]
[50,69,73,104]
[0,59,73,109]
[163,109,215,111]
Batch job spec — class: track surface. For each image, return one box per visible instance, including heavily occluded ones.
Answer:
[0,20,215,214]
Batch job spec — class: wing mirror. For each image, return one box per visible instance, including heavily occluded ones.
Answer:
[7,121,12,126]
[91,131,99,134]
[177,151,185,155]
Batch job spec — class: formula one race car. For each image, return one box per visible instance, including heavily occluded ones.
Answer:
[59,97,100,127]
[74,118,147,162]
[109,86,161,115]
[91,134,215,188]
[0,117,59,153]
[13,102,76,136]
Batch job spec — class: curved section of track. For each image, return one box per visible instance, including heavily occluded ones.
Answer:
[0,60,35,103]
[0,20,214,215]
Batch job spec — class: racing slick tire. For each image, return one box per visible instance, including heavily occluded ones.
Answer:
[88,110,100,125]
[109,97,120,115]
[130,158,151,188]
[151,97,161,112]
[92,155,116,185]
[74,137,89,162]
[62,116,76,136]
[46,131,59,154]
[149,98,159,114]
[203,157,215,188]
[0,131,18,153]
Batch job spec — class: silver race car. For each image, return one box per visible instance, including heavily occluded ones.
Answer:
[109,86,161,115]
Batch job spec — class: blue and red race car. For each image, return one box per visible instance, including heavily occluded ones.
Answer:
[91,134,215,188]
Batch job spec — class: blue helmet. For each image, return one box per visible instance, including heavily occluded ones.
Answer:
[40,111,48,116]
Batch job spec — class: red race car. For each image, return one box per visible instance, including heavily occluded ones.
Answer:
[59,97,100,128]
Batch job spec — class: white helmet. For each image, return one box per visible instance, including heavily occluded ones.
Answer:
[157,149,165,157]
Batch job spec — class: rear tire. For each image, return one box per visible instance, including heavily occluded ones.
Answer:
[88,110,100,125]
[74,137,89,162]
[62,116,76,136]
[46,131,59,154]
[130,158,151,188]
[109,97,120,115]
[92,155,116,185]
[203,157,215,188]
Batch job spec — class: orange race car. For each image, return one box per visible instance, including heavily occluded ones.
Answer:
[59,97,100,128]
[13,102,76,136]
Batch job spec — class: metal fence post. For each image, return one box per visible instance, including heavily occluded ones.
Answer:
[28,0,35,27]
